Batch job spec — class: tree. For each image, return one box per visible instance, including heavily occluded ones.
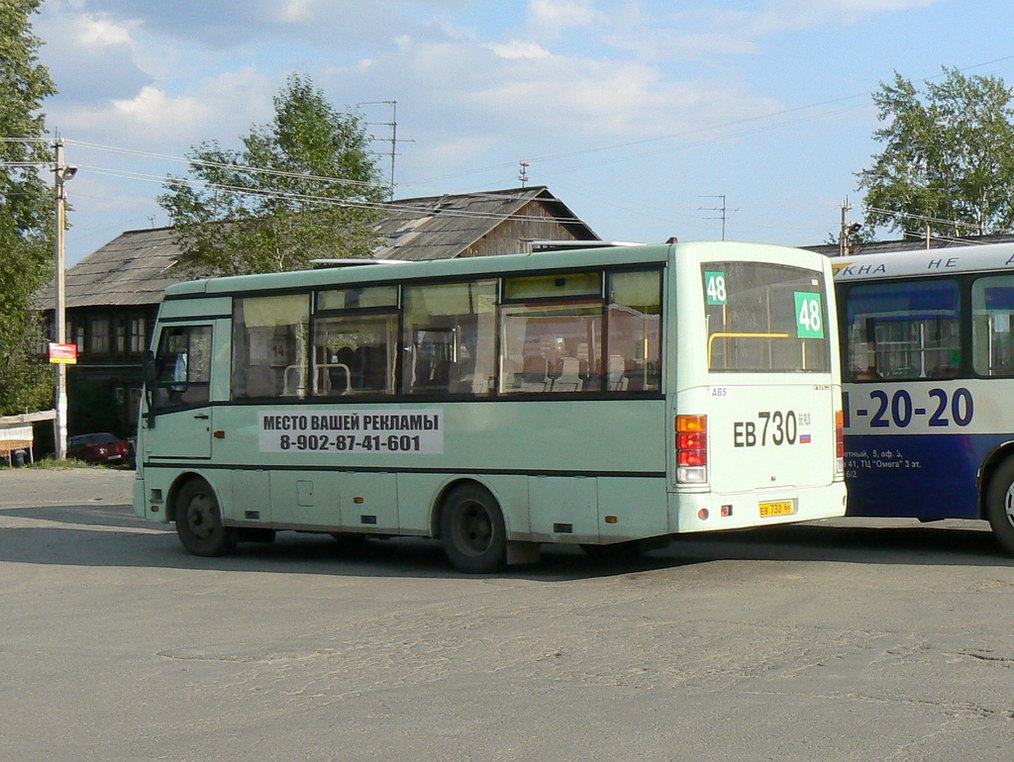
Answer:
[0,0,57,415]
[857,68,1014,238]
[159,74,388,277]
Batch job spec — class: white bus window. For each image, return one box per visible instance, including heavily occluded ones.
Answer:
[845,280,960,381]
[972,275,1014,377]
[500,303,603,393]
[503,271,601,300]
[704,262,830,373]
[154,325,212,408]
[402,280,497,395]
[317,285,398,310]
[232,294,310,399]
[608,270,662,392]
[312,314,398,396]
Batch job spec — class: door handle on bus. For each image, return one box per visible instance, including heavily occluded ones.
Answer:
[193,413,210,420]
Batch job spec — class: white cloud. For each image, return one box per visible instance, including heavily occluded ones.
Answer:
[54,68,274,144]
[77,14,135,46]
[527,0,604,33]
[420,136,498,167]
[593,0,942,60]
[484,40,552,60]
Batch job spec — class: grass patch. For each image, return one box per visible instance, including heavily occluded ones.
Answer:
[0,456,103,470]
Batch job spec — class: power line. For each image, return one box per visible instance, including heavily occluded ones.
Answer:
[80,164,594,226]
[64,138,392,191]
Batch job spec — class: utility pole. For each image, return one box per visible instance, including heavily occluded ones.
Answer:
[357,100,414,199]
[839,197,851,257]
[518,160,530,187]
[699,195,738,241]
[52,138,77,459]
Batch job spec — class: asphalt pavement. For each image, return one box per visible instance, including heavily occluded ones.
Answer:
[1,467,1012,760]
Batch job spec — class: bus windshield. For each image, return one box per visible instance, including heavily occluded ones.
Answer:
[703,262,830,373]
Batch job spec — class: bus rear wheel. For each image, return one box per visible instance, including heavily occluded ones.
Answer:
[175,478,236,557]
[986,458,1014,556]
[440,485,507,574]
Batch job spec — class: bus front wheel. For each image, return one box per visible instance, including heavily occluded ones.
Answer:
[175,478,236,557]
[986,458,1014,556]
[440,485,507,574]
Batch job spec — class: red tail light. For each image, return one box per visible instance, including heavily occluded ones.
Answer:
[676,415,708,475]
[835,410,844,458]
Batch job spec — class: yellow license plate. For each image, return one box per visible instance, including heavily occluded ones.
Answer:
[759,500,795,517]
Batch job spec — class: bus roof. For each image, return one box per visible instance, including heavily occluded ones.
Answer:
[164,240,828,298]
[833,242,1014,282]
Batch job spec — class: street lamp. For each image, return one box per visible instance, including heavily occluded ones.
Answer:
[53,139,76,459]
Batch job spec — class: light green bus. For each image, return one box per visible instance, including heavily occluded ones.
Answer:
[134,241,846,572]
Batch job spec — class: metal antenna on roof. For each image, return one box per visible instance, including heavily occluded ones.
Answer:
[357,100,414,200]
[519,160,530,187]
[698,195,739,241]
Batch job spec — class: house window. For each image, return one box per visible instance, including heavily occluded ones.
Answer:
[129,317,146,353]
[73,322,85,354]
[114,320,127,353]
[90,317,110,355]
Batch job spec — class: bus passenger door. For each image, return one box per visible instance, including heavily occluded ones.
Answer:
[143,323,215,460]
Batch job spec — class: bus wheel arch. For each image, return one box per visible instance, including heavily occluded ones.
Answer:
[165,471,208,523]
[171,474,236,557]
[978,442,1014,519]
[983,453,1014,556]
[430,477,506,538]
[435,480,508,574]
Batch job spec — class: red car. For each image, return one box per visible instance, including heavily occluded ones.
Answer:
[67,433,132,465]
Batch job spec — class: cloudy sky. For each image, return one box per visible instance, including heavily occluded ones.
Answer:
[31,0,1014,264]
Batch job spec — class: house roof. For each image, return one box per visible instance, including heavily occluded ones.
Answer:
[373,186,595,261]
[38,186,597,309]
[37,226,184,309]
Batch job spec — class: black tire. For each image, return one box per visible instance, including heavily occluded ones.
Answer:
[440,484,507,574]
[175,478,236,557]
[580,541,642,562]
[985,458,1014,556]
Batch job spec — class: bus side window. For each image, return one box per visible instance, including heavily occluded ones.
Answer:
[232,294,310,399]
[401,280,496,396]
[845,280,960,381]
[607,270,662,391]
[154,325,212,408]
[972,274,1014,377]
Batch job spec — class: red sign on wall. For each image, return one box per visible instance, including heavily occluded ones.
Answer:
[48,342,78,364]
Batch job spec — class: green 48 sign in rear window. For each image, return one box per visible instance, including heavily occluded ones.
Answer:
[702,261,831,373]
[794,292,824,338]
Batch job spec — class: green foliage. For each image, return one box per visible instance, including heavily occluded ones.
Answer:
[858,68,1014,238]
[159,74,388,277]
[0,0,57,415]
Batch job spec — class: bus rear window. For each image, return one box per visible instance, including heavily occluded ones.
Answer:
[703,262,830,373]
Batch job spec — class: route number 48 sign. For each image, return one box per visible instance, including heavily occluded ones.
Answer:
[794,292,824,338]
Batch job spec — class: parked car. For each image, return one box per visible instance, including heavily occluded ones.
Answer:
[67,433,132,465]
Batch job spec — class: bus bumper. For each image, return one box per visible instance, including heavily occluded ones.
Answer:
[670,481,847,533]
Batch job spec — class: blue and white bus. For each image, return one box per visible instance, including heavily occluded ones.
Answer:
[835,242,1014,554]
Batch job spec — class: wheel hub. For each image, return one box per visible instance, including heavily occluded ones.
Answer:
[186,494,214,540]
